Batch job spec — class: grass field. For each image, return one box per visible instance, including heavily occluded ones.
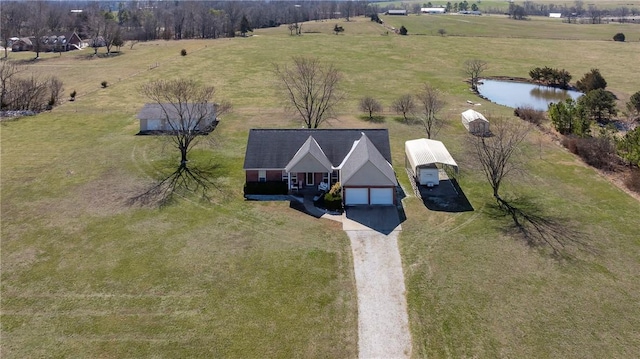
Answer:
[378,0,640,12]
[2,15,640,358]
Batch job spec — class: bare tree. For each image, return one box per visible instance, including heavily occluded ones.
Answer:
[47,77,64,108]
[132,79,230,206]
[0,61,23,108]
[469,118,531,205]
[464,59,488,91]
[392,94,415,123]
[141,79,228,167]
[1,61,64,112]
[471,119,587,255]
[415,83,445,138]
[274,56,342,128]
[1,2,22,58]
[105,22,120,55]
[359,96,382,120]
[28,1,49,59]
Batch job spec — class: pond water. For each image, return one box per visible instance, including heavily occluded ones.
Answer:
[477,79,583,111]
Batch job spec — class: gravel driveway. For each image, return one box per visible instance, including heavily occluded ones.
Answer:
[345,215,412,359]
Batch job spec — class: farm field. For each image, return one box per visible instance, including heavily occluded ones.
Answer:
[2,15,640,358]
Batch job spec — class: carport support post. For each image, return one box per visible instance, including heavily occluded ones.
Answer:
[288,172,291,192]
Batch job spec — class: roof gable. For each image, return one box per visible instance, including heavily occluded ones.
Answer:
[461,109,488,124]
[339,133,397,186]
[285,136,333,173]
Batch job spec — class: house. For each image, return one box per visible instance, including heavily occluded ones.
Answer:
[549,13,562,18]
[461,109,490,135]
[421,8,446,14]
[11,38,33,52]
[136,103,219,134]
[41,32,82,52]
[386,9,408,16]
[405,138,458,186]
[11,32,82,53]
[243,129,398,206]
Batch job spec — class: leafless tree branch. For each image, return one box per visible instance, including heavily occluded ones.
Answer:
[415,83,445,139]
[273,56,342,128]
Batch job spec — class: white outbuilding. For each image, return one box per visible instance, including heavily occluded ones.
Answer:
[461,109,490,135]
[421,7,446,14]
[405,138,458,186]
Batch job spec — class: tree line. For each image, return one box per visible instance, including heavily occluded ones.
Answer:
[1,0,373,57]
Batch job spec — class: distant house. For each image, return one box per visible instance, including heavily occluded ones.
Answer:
[461,109,490,135]
[549,13,562,18]
[243,129,398,206]
[459,10,482,15]
[11,32,82,52]
[386,9,408,16]
[136,103,219,134]
[41,32,82,52]
[421,8,446,14]
[11,38,33,52]
[405,138,458,187]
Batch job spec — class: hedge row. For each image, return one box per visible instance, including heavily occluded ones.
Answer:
[243,181,288,195]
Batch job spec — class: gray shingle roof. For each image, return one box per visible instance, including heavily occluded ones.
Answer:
[136,103,217,121]
[243,129,393,170]
[339,133,398,186]
[285,136,333,173]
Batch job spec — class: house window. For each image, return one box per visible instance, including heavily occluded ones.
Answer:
[323,172,329,183]
[332,170,339,184]
[258,170,266,182]
[282,171,297,183]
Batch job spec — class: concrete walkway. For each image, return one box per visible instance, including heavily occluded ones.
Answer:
[343,209,412,359]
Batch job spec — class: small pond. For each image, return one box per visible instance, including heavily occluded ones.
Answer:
[477,79,583,111]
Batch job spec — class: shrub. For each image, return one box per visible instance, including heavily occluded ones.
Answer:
[625,169,640,193]
[180,49,187,56]
[576,69,607,93]
[70,90,76,101]
[323,192,343,211]
[323,182,343,211]
[101,81,108,88]
[399,26,408,35]
[561,136,578,154]
[243,181,288,195]
[567,136,618,171]
[613,33,625,42]
[514,106,545,125]
[329,182,341,196]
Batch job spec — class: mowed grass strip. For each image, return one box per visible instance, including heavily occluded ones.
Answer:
[2,16,640,358]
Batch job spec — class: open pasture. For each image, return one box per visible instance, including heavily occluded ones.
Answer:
[2,15,640,358]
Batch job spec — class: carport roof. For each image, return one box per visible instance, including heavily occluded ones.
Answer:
[405,138,458,173]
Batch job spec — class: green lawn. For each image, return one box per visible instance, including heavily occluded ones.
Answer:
[2,16,640,358]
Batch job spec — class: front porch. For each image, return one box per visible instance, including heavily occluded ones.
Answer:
[288,183,330,198]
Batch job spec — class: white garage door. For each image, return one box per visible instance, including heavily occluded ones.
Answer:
[370,188,394,205]
[345,188,369,205]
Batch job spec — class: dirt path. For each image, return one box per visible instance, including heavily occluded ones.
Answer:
[346,228,412,359]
